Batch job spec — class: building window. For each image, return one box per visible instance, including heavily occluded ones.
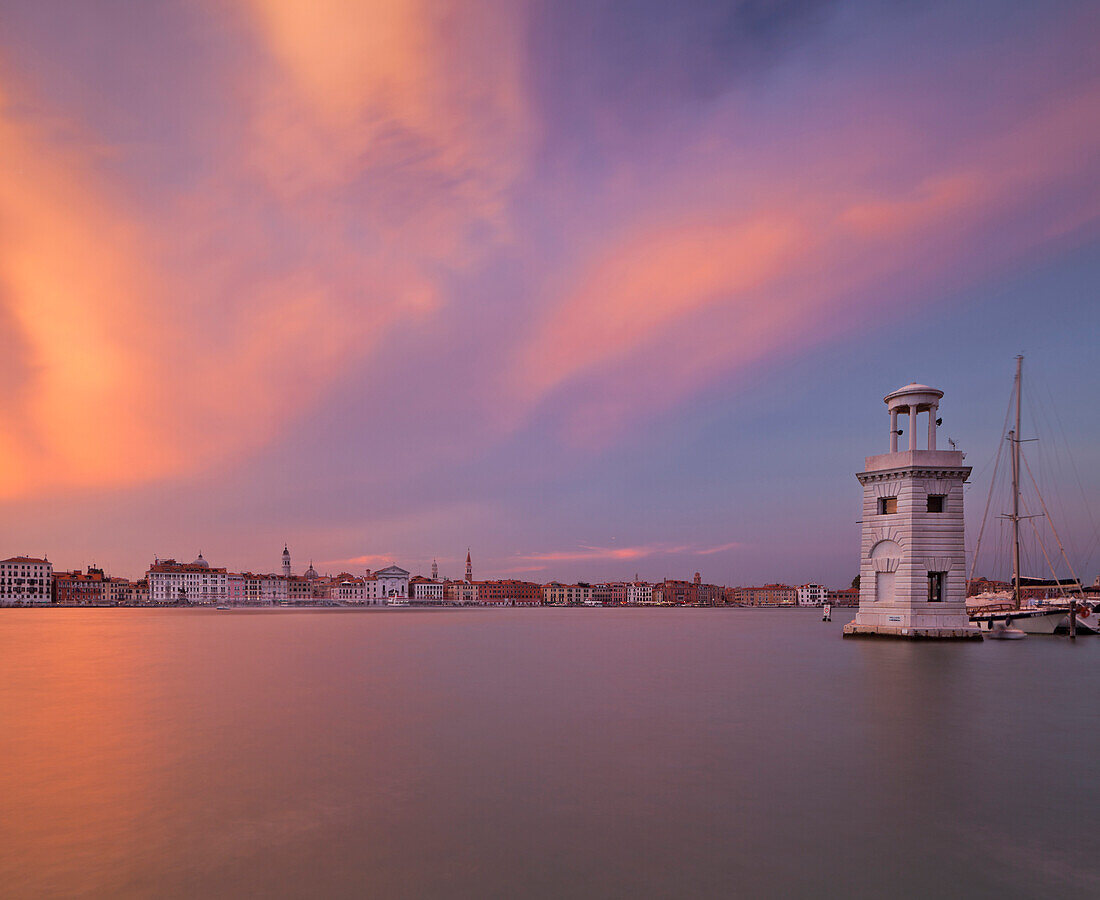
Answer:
[878,497,897,515]
[927,571,946,602]
[927,494,946,513]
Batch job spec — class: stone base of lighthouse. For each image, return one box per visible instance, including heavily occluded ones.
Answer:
[842,618,982,640]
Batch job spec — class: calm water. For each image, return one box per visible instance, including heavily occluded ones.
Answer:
[1,607,1098,899]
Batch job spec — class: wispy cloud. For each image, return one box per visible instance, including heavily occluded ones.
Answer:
[517,542,741,562]
[318,554,398,570]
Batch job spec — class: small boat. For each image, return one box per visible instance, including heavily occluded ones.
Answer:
[986,622,1026,640]
[216,605,230,610]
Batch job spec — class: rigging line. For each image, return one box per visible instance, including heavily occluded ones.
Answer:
[1021,446,1086,597]
[969,375,1015,583]
[1033,375,1077,563]
[1043,368,1100,574]
[969,432,1006,584]
[1021,494,1067,599]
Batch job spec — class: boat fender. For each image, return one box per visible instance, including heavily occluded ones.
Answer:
[1077,605,1090,619]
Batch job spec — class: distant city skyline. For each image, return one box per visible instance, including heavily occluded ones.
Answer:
[1,1,1098,587]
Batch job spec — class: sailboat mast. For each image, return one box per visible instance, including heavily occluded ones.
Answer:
[1011,355,1023,610]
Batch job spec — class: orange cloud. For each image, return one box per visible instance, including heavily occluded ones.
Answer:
[0,0,537,501]
[239,0,532,259]
[0,83,167,495]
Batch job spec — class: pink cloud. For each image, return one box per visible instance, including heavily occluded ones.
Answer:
[517,542,742,562]
[318,554,399,570]
[508,77,1100,445]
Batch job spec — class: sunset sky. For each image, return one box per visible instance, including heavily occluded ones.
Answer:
[1,0,1098,586]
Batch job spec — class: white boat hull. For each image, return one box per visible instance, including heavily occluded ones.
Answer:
[970,608,1099,635]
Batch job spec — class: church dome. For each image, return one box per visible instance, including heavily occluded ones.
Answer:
[192,553,209,568]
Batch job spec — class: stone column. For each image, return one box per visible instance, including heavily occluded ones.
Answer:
[890,408,898,452]
[928,403,938,451]
[908,406,918,451]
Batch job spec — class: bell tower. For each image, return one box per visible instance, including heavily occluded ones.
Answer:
[843,383,981,640]
[282,544,291,578]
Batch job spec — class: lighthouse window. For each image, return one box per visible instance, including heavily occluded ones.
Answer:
[878,497,897,515]
[927,494,946,513]
[927,571,945,602]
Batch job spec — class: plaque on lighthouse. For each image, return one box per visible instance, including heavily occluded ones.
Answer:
[843,383,982,640]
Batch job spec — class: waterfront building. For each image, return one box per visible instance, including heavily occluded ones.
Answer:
[728,584,797,606]
[310,575,333,601]
[696,581,724,605]
[627,582,653,605]
[445,579,478,604]
[374,565,410,600]
[0,556,52,605]
[330,574,365,603]
[542,582,593,605]
[409,576,445,603]
[798,584,828,606]
[652,579,696,605]
[147,555,228,605]
[104,576,131,605]
[240,573,265,604]
[603,582,630,605]
[52,568,133,605]
[826,587,860,606]
[259,574,288,605]
[477,580,543,606]
[591,583,612,605]
[53,567,106,605]
[844,382,980,639]
[286,575,313,604]
[129,579,150,605]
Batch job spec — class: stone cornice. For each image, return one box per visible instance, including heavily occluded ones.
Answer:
[857,466,971,485]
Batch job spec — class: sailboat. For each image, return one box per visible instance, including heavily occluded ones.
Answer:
[967,357,1097,635]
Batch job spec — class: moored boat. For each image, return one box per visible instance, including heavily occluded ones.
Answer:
[967,357,1094,636]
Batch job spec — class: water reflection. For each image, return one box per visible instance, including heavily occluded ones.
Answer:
[1,608,1097,898]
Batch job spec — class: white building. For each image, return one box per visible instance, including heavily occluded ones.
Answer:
[374,565,409,600]
[844,383,981,639]
[627,582,653,605]
[798,584,828,606]
[0,556,53,605]
[330,575,365,603]
[148,554,228,605]
[410,577,445,603]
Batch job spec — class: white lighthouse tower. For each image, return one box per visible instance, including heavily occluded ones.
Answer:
[843,383,982,640]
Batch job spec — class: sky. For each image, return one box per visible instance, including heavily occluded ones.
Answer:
[0,0,1098,587]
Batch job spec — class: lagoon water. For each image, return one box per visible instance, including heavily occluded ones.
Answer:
[1,607,1098,898]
